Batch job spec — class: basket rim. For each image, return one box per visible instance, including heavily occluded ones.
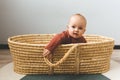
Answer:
[8,34,114,47]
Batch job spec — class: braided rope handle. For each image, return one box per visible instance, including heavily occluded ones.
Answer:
[44,44,78,67]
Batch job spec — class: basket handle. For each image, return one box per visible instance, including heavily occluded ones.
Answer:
[44,44,78,67]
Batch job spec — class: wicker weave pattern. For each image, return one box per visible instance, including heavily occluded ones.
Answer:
[8,34,114,74]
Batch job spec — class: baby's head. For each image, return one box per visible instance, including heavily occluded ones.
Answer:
[67,13,87,38]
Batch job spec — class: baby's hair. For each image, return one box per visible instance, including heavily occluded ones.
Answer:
[73,13,86,21]
[73,13,83,16]
[70,13,87,24]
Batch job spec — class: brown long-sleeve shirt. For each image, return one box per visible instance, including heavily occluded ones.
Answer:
[45,30,87,53]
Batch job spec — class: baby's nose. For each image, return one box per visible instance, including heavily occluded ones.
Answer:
[74,28,79,31]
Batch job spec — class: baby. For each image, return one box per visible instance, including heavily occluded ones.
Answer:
[43,13,87,58]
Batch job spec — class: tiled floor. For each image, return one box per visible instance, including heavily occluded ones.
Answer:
[0,49,120,68]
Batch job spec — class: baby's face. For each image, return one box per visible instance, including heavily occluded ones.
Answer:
[67,15,86,38]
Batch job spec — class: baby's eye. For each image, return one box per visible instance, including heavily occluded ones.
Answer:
[78,27,83,30]
[72,26,75,28]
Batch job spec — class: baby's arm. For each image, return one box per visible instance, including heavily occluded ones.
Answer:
[43,33,64,57]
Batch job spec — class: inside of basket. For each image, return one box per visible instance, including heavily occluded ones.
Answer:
[9,34,113,44]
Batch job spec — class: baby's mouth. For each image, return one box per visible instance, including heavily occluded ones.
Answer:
[73,33,78,36]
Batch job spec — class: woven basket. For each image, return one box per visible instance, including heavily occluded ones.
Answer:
[8,34,114,74]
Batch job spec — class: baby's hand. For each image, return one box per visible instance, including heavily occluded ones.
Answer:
[43,49,50,57]
[43,49,52,59]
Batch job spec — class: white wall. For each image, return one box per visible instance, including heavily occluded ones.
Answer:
[0,0,120,45]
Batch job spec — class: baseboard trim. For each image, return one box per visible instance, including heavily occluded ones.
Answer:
[114,45,120,49]
[0,44,120,49]
[0,44,9,49]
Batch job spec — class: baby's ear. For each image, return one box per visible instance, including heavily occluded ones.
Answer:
[66,25,69,29]
[84,28,86,31]
[84,29,86,32]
